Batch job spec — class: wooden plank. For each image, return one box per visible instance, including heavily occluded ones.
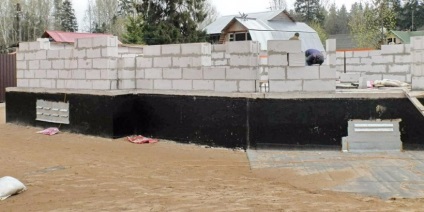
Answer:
[403,89,424,116]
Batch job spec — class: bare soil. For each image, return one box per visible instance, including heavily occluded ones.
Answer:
[0,105,423,211]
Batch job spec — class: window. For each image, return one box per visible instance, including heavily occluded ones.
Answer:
[235,33,246,41]
[228,32,252,42]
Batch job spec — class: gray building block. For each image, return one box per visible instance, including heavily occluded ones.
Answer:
[238,80,256,92]
[269,80,302,92]
[59,70,72,79]
[381,44,406,55]
[86,70,101,79]
[288,53,305,67]
[163,68,182,79]
[64,60,78,69]
[78,59,92,69]
[395,55,412,64]
[326,39,336,52]
[303,80,335,92]
[24,70,35,79]
[162,44,181,55]
[40,60,52,69]
[136,69,144,79]
[93,80,112,90]
[181,43,211,55]
[28,60,39,70]
[340,73,361,82]
[230,55,259,67]
[52,60,64,70]
[412,76,424,90]
[29,79,40,87]
[212,44,226,52]
[94,58,113,69]
[19,42,30,52]
[214,80,238,92]
[227,41,260,54]
[144,68,163,79]
[35,70,47,78]
[76,38,93,49]
[118,79,136,89]
[101,47,119,58]
[35,50,47,60]
[412,64,424,76]
[46,70,59,79]
[411,36,424,50]
[136,57,153,68]
[72,70,86,79]
[101,70,118,80]
[40,79,56,88]
[73,49,86,59]
[17,61,27,70]
[154,57,172,68]
[268,54,288,67]
[193,80,214,91]
[226,68,258,80]
[172,80,192,90]
[183,68,203,79]
[154,79,172,90]
[136,79,154,90]
[86,48,101,58]
[287,66,319,80]
[17,79,29,87]
[319,66,336,79]
[372,55,394,64]
[353,51,370,58]
[267,40,301,54]
[203,67,226,80]
[268,67,286,80]
[388,64,410,73]
[368,65,387,73]
[143,45,161,56]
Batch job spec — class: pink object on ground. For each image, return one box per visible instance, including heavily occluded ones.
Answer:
[127,135,158,144]
[36,127,60,136]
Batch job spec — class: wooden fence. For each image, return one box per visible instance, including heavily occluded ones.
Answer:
[0,53,16,102]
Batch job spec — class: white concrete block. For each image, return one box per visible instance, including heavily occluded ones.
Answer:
[93,80,112,90]
[154,57,172,68]
[154,80,172,90]
[353,51,370,58]
[19,42,30,51]
[172,80,192,90]
[23,70,34,78]
[288,53,305,67]
[193,80,214,91]
[346,58,360,64]
[136,79,154,89]
[163,68,182,79]
[25,52,35,60]
[226,68,258,80]
[303,80,335,92]
[35,70,47,78]
[369,50,382,56]
[360,58,373,64]
[58,49,73,58]
[59,70,72,79]
[35,50,47,60]
[28,60,39,70]
[368,65,387,73]
[86,48,101,58]
[64,59,78,69]
[326,39,336,52]
[238,81,256,92]
[72,69,86,79]
[340,73,361,82]
[230,55,259,67]
[183,68,203,79]
[145,68,163,79]
[227,41,260,54]
[118,79,136,89]
[181,43,211,55]
[76,38,93,49]
[86,70,101,79]
[412,64,424,76]
[383,74,406,82]
[287,66,319,79]
[214,80,238,92]
[93,36,117,47]
[118,69,135,79]
[40,79,56,88]
[37,60,50,70]
[405,44,412,53]
[213,44,226,52]
[46,70,59,79]
[326,54,337,66]
[101,70,118,80]
[17,61,27,70]
[268,40,301,54]
[52,60,64,70]
[93,58,111,69]
[363,74,383,81]
[76,80,93,89]
[212,52,225,59]
[17,70,24,78]
[372,55,394,64]
[16,53,24,61]
[143,45,161,56]
[29,79,40,87]
[267,54,288,66]
[119,57,136,69]
[269,80,302,92]
[74,49,86,59]
[388,64,410,73]
[78,59,92,69]
[56,80,65,88]
[203,67,226,80]
[29,42,42,51]
[336,51,345,58]
[411,37,424,50]
[319,66,336,79]
[353,64,372,72]
[136,57,153,68]
[381,44,405,54]
[412,50,424,64]
[395,55,412,64]
[101,47,119,57]
[17,79,29,87]
[268,67,286,80]
[412,76,424,90]
[213,59,229,66]
[136,69,145,78]
[162,44,181,55]
[64,80,77,89]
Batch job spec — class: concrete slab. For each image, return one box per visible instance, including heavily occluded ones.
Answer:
[247,150,424,199]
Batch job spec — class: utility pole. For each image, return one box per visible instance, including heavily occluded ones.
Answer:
[16,3,21,43]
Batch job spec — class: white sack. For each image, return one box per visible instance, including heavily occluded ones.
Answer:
[0,176,27,200]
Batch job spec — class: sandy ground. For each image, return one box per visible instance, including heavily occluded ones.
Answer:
[1,105,424,211]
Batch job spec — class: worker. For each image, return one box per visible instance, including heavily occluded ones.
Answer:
[305,49,324,66]
[289,32,300,40]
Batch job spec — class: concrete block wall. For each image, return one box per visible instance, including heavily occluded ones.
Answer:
[336,44,412,83]
[411,37,424,90]
[17,37,119,90]
[267,40,337,92]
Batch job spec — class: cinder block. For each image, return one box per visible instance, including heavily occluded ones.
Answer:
[86,70,101,79]
[46,70,59,79]
[93,80,112,90]
[227,41,260,54]
[119,57,136,69]
[76,80,93,89]
[136,69,145,78]
[74,49,86,59]
[388,64,410,73]
[214,80,238,92]
[29,79,40,87]
[101,47,119,57]
[230,55,259,67]
[360,57,373,64]
[172,80,192,90]
[238,81,256,92]
[19,42,30,51]
[40,79,56,88]
[363,74,383,81]
[118,69,135,79]
[16,53,24,61]
[59,70,72,79]
[326,54,337,66]
[64,80,77,89]
[395,55,412,64]
[163,68,182,79]
[353,64,372,72]
[288,53,305,67]
[78,59,92,69]
[17,79,29,87]
[213,59,229,66]
[35,70,47,78]
[52,60,64,70]
[154,80,172,90]
[303,80,335,92]
[340,73,361,82]
[346,58,360,64]
[153,57,172,68]
[29,42,42,51]
[93,58,111,69]
[372,55,394,64]
[383,74,406,82]
[71,69,86,79]
[267,67,286,80]
[411,36,424,50]
[226,68,258,80]
[86,48,101,58]
[35,50,47,60]
[162,44,181,55]
[143,45,161,56]
[269,80,302,92]
[64,59,78,69]
[93,36,117,47]
[56,80,65,88]
[192,56,211,67]
[268,54,288,67]
[193,80,214,91]
[412,76,424,90]
[144,68,163,79]
[118,79,136,89]
[181,43,211,55]
[381,44,406,55]
[319,66,336,79]
[59,49,73,58]
[212,52,225,59]
[183,68,203,79]
[213,44,226,52]
[287,66,319,79]
[101,70,118,80]
[353,51,370,58]
[368,65,387,73]
[268,40,301,54]
[17,61,27,70]
[326,39,336,52]
[136,57,153,68]
[76,38,93,49]
[136,79,154,89]
[203,67,226,80]
[16,70,24,78]
[28,60,39,70]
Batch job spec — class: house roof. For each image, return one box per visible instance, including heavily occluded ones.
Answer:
[41,30,118,43]
[204,10,324,51]
[391,30,424,44]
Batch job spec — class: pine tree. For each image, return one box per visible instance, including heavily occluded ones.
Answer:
[336,5,349,34]
[294,0,324,24]
[122,15,143,44]
[59,0,78,32]
[324,4,337,34]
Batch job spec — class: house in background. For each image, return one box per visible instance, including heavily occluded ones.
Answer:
[387,30,424,45]
[41,30,121,49]
[204,10,324,51]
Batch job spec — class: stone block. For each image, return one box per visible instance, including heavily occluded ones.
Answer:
[213,59,229,66]
[360,58,373,65]
[59,49,73,58]
[181,43,211,55]
[172,80,192,90]
[395,55,412,64]
[16,53,24,61]
[388,64,410,73]
[40,79,56,88]
[303,80,335,92]
[267,40,301,54]
[35,50,47,60]
[144,68,163,79]
[52,60,64,70]
[412,64,424,76]
[346,58,360,64]
[202,67,225,80]
[143,45,161,56]
[353,64,372,72]
[353,51,370,58]
[268,54,288,66]
[154,80,172,90]
[163,68,182,79]
[72,69,86,79]
[212,52,225,59]
[319,66,336,79]
[64,59,78,69]
[136,57,153,68]
[162,44,181,55]
[19,42,30,52]
[238,81,256,92]
[74,49,86,59]
[86,48,101,58]
[93,58,112,69]
[153,57,172,68]
[78,59,92,69]
[411,36,424,50]
[137,79,154,90]
[93,80,112,90]
[230,55,259,67]
[193,80,214,91]
[369,65,387,73]
[76,38,93,49]
[17,61,27,70]
[381,44,406,55]
[136,69,144,78]
[77,80,93,89]
[213,44,226,52]
[118,69,135,79]
[17,79,29,87]
[86,70,101,79]
[227,41,260,54]
[118,79,136,89]
[93,36,117,47]
[183,68,203,79]
[269,80,302,92]
[29,79,40,87]
[35,70,47,78]
[383,74,406,82]
[214,80,238,92]
[412,76,424,90]
[226,68,258,80]
[287,66,319,80]
[28,60,39,70]
[372,55,394,64]
[119,57,136,69]
[46,70,59,79]
[101,47,119,57]
[101,70,118,80]
[16,70,24,78]
[326,39,336,52]
[288,53,305,67]
[59,70,72,79]
[268,67,286,80]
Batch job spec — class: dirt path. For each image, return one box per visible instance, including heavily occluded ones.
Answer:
[0,105,423,211]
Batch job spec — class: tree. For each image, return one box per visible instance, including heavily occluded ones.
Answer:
[324,4,337,34]
[135,0,208,45]
[397,0,424,31]
[122,15,143,44]
[294,0,325,24]
[199,0,219,30]
[336,5,349,34]
[269,0,287,10]
[309,20,328,45]
[59,0,78,32]
[349,3,381,48]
